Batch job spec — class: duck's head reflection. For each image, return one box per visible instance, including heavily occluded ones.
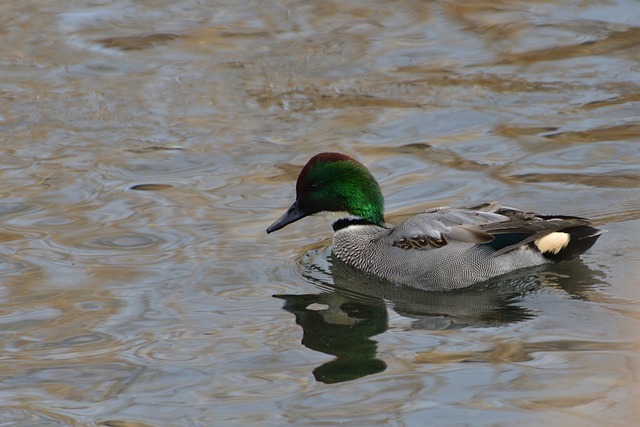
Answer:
[275,291,388,384]
[275,248,603,383]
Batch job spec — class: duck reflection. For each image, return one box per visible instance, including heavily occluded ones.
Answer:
[275,291,388,384]
[275,249,604,383]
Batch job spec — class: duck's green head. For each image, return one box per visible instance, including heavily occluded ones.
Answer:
[266,152,385,233]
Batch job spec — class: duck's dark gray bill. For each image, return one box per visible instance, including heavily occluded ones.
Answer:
[266,201,307,233]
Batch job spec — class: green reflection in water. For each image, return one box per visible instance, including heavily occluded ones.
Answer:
[275,292,388,384]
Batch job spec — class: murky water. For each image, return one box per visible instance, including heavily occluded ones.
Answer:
[0,0,639,425]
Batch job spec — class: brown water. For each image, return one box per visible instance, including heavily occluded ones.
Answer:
[1,0,639,425]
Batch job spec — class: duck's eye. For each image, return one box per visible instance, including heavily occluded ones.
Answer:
[306,183,319,190]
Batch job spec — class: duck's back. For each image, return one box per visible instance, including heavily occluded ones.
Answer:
[332,202,602,290]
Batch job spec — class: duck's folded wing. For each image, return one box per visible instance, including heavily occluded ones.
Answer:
[381,205,601,260]
[382,209,499,250]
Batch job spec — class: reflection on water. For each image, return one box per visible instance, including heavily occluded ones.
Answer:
[275,248,608,382]
[275,292,388,384]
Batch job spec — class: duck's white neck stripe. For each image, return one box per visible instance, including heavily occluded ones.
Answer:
[321,211,364,224]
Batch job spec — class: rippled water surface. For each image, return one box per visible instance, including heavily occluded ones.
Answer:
[1,0,639,425]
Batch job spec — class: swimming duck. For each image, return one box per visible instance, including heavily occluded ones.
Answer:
[267,152,602,290]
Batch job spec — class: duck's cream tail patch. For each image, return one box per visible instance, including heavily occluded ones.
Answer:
[535,232,571,254]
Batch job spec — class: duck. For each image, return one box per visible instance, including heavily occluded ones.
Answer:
[266,152,603,290]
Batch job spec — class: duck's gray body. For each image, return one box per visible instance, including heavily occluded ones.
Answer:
[332,202,601,290]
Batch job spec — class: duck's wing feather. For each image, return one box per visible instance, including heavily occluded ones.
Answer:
[383,204,505,250]
[383,202,602,260]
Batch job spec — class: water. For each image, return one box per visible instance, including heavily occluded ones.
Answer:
[0,0,639,425]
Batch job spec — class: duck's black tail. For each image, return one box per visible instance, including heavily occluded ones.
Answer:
[482,208,604,261]
[535,223,603,262]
